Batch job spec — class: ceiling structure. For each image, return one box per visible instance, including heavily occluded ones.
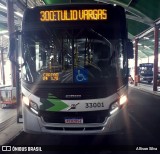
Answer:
[0,0,160,59]
[0,0,44,49]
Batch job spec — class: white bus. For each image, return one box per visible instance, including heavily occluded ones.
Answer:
[9,3,133,134]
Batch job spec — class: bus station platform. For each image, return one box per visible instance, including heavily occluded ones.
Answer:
[129,83,160,97]
[0,85,23,145]
[0,108,23,145]
[0,83,160,146]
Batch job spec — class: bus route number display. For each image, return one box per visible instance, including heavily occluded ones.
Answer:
[40,9,107,21]
[43,73,59,81]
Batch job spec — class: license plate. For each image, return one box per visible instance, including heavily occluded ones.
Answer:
[65,118,83,124]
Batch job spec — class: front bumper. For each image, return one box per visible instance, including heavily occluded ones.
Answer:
[23,105,127,134]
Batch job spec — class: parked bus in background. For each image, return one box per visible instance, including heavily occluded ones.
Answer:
[139,63,153,84]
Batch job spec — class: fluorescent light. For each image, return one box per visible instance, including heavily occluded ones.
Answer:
[0,30,8,34]
[14,11,23,18]
[3,35,9,38]
[0,4,7,10]
[0,4,23,17]
[144,45,150,49]
[144,37,149,40]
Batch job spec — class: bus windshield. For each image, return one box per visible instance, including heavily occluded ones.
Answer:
[139,64,153,76]
[22,27,127,84]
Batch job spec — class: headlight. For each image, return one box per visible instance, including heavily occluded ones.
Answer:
[110,102,119,115]
[30,101,39,115]
[30,101,38,111]
[23,96,39,115]
[109,95,127,115]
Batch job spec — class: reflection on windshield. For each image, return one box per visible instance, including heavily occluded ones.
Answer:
[22,29,126,84]
[139,66,153,76]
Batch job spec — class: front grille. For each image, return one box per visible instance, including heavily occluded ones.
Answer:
[40,110,109,124]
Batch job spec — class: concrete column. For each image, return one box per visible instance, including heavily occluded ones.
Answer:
[6,0,16,87]
[134,39,138,86]
[153,25,159,91]
[1,48,5,85]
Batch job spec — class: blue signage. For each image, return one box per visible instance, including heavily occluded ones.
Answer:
[73,68,88,83]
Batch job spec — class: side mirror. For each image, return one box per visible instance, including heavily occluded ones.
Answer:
[126,40,134,59]
[8,31,21,66]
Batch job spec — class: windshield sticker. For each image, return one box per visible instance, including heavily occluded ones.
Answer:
[74,68,88,83]
[67,103,80,111]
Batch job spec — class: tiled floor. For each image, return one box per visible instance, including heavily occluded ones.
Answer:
[0,108,17,123]
[0,108,23,145]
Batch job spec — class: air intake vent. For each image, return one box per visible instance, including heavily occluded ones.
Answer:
[40,110,109,124]
[45,126,104,131]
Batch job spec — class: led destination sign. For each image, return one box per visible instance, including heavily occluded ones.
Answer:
[43,73,59,81]
[40,9,107,21]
